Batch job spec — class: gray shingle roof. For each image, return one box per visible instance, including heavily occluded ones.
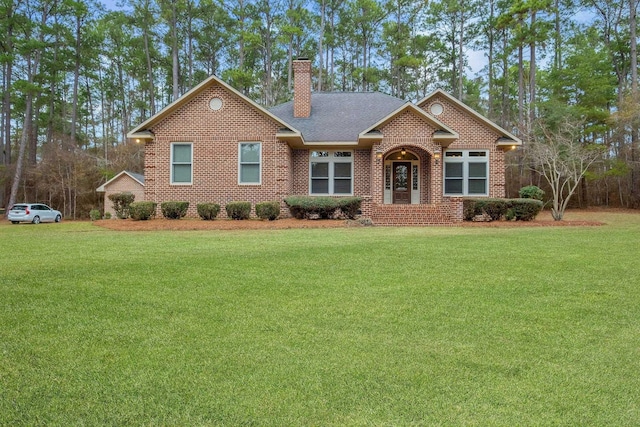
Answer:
[127,171,145,184]
[269,92,407,142]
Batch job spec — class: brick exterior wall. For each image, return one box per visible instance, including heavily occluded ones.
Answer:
[144,84,292,219]
[102,175,145,217]
[293,60,311,118]
[140,78,507,224]
[417,94,506,198]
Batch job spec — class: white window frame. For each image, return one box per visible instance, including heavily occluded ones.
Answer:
[170,142,193,185]
[443,150,489,196]
[309,150,354,196]
[238,142,262,185]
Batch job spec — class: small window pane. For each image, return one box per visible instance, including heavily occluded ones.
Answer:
[311,151,329,157]
[311,162,329,178]
[445,163,463,178]
[334,179,351,194]
[445,152,463,157]
[240,143,260,163]
[311,179,329,193]
[385,165,391,190]
[173,164,191,183]
[240,164,260,183]
[173,144,191,163]
[469,151,487,157]
[468,179,487,194]
[445,179,463,194]
[334,152,352,157]
[469,162,487,178]
[334,162,351,178]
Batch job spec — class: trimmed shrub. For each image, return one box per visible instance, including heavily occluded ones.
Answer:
[104,212,112,220]
[510,198,543,221]
[463,198,510,221]
[89,209,101,221]
[284,196,362,219]
[284,196,336,219]
[161,201,189,219]
[462,199,479,221]
[337,197,362,219]
[284,196,307,219]
[256,201,280,221]
[226,201,251,220]
[519,185,545,201]
[130,201,157,220]
[197,203,221,220]
[108,192,135,219]
[476,198,510,221]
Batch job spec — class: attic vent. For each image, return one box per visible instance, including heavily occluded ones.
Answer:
[209,97,223,111]
[430,103,444,116]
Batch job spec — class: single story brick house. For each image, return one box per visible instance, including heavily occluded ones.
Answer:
[127,59,521,225]
[96,170,145,217]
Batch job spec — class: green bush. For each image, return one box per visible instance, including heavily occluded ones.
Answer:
[89,209,101,221]
[255,201,281,221]
[161,201,189,219]
[463,198,510,221]
[337,197,362,219]
[130,202,157,220]
[226,201,251,220]
[104,212,112,220]
[284,196,362,220]
[197,203,221,220]
[510,198,544,221]
[519,185,545,201]
[462,199,478,221]
[284,196,335,219]
[108,192,135,219]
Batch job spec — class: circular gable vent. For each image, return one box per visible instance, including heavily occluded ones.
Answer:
[209,97,223,111]
[430,102,444,116]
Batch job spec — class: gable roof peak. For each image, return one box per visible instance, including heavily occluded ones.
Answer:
[417,89,522,145]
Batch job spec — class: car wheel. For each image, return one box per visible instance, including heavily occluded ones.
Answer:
[11,221,19,224]
[55,214,61,223]
[32,216,41,224]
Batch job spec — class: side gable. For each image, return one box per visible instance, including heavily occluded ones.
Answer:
[417,89,521,150]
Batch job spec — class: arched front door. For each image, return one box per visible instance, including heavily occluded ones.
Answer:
[384,149,420,204]
[392,162,411,204]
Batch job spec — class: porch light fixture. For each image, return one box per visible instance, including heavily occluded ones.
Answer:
[375,149,383,159]
[434,152,441,165]
[401,147,406,156]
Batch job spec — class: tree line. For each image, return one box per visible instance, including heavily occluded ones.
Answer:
[1,0,638,218]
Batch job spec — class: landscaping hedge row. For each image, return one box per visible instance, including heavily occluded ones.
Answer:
[463,198,544,221]
[103,194,284,221]
[284,196,362,220]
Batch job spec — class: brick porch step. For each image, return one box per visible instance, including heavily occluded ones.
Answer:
[370,203,455,226]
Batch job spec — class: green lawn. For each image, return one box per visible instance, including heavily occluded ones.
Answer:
[1,211,639,425]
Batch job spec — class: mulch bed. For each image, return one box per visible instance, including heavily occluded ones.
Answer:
[94,210,605,231]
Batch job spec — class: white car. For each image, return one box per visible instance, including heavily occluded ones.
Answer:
[7,203,62,224]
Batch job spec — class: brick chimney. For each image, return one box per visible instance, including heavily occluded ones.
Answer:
[293,59,312,118]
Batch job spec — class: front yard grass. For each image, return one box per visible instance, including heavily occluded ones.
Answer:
[1,211,639,425]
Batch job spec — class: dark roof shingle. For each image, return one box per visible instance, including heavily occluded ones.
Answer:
[269,92,407,142]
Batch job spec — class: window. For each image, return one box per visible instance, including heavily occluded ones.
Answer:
[239,142,261,184]
[310,150,353,195]
[171,143,192,184]
[444,150,488,196]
